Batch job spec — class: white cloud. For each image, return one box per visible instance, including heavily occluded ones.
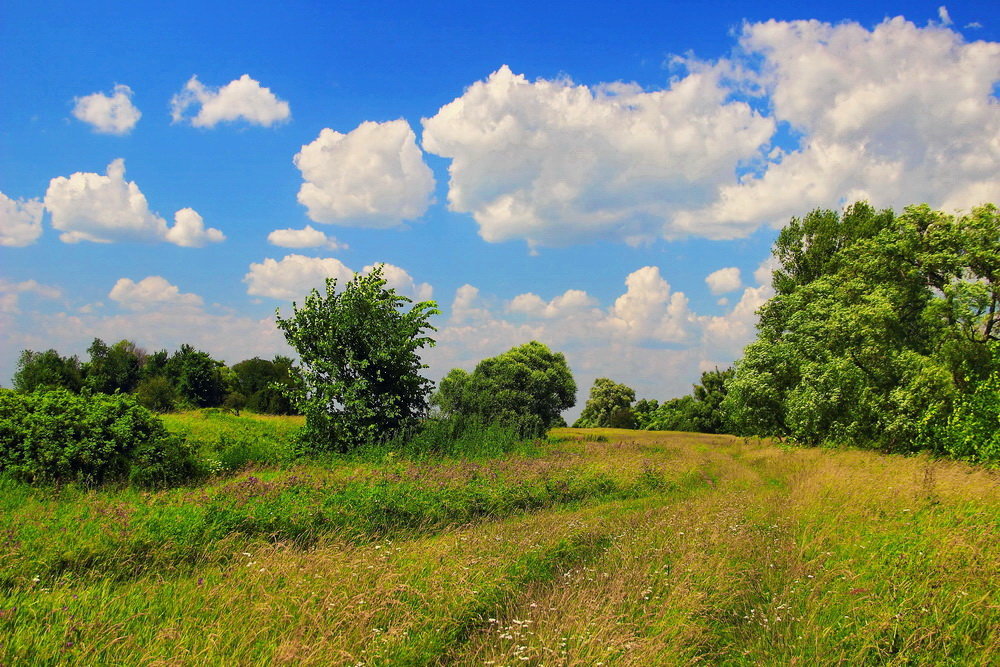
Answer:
[244,255,355,300]
[606,266,693,343]
[0,193,43,247]
[72,84,141,135]
[171,74,290,128]
[43,159,224,246]
[938,6,953,26]
[294,120,435,227]
[243,254,432,302]
[164,208,226,247]
[109,276,203,311]
[267,225,347,250]
[421,65,774,247]
[508,289,598,318]
[679,17,1000,231]
[0,279,61,314]
[423,21,997,248]
[705,267,742,294]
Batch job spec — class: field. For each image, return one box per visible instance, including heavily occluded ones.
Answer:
[1,411,998,665]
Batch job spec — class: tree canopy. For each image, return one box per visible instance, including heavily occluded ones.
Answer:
[432,341,576,436]
[573,378,636,428]
[276,265,439,452]
[724,202,1000,459]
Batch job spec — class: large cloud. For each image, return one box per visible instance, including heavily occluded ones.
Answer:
[294,120,435,227]
[0,193,44,247]
[677,17,1000,231]
[43,159,224,246]
[171,74,290,128]
[72,84,141,135]
[422,65,774,247]
[423,19,998,248]
[244,254,432,302]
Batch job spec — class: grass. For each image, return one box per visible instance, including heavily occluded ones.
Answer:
[0,422,997,664]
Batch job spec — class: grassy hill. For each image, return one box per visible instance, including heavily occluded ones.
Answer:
[1,414,997,664]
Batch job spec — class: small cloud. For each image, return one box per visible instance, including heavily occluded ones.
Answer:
[0,192,44,247]
[244,254,431,302]
[164,208,226,247]
[109,276,203,311]
[267,225,347,250]
[937,6,953,26]
[705,267,742,294]
[171,74,290,128]
[72,84,141,135]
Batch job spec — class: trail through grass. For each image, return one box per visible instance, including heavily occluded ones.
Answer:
[1,426,997,664]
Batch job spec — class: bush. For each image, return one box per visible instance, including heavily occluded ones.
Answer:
[0,389,197,486]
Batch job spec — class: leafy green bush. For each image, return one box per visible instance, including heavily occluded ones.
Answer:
[0,389,198,486]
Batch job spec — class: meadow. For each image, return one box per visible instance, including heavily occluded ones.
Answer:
[1,411,997,665]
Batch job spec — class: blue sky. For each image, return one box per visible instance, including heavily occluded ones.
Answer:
[1,1,998,417]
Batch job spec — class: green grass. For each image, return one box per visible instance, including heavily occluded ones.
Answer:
[0,421,997,664]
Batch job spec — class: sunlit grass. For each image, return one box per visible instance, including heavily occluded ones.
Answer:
[1,421,997,664]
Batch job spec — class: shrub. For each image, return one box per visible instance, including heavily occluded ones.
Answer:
[0,389,197,486]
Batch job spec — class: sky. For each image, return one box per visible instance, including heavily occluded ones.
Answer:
[1,0,998,419]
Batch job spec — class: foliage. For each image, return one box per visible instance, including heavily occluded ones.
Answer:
[165,344,227,408]
[12,349,83,393]
[573,378,636,428]
[83,338,144,395]
[276,265,439,453]
[230,356,296,414]
[0,389,196,486]
[725,202,1000,460]
[432,341,577,437]
[135,375,179,412]
[642,368,734,433]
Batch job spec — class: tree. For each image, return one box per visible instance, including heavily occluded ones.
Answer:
[573,378,636,428]
[12,349,83,393]
[164,344,226,408]
[432,341,576,436]
[231,356,295,414]
[724,202,1000,456]
[640,368,733,433]
[276,265,439,452]
[83,338,144,394]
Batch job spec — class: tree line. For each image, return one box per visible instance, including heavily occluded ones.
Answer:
[12,340,296,415]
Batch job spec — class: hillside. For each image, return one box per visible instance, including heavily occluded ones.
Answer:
[1,418,997,664]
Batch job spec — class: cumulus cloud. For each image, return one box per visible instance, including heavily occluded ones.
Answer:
[171,74,290,128]
[508,289,598,319]
[43,159,224,245]
[605,266,693,343]
[679,17,1000,231]
[423,20,997,248]
[243,254,432,302]
[938,6,953,26]
[422,65,773,247]
[109,276,203,311]
[294,120,435,227]
[267,225,347,250]
[705,267,742,294]
[163,208,226,247]
[0,193,44,247]
[72,84,141,134]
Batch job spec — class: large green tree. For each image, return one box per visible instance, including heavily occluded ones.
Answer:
[725,202,1000,457]
[573,378,636,428]
[432,341,576,436]
[276,266,438,452]
[83,338,144,395]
